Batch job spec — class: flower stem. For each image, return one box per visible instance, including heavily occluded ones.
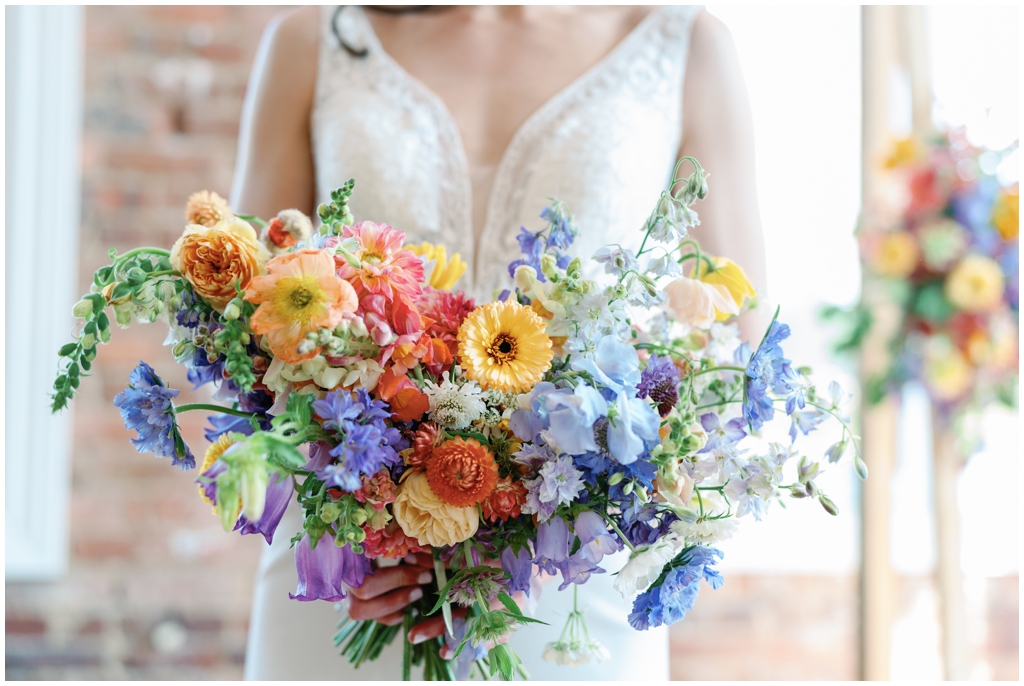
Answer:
[598,511,635,553]
[174,403,259,419]
[693,365,747,377]
[402,611,413,681]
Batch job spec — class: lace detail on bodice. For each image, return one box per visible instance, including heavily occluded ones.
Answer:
[313,5,701,302]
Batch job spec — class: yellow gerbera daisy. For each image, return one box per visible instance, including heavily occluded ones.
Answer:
[693,256,756,321]
[407,241,467,290]
[198,433,241,513]
[457,299,552,393]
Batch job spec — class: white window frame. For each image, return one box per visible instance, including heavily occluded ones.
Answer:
[5,5,84,580]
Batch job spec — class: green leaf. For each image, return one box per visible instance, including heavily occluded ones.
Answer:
[236,213,268,228]
[496,592,523,617]
[110,281,133,301]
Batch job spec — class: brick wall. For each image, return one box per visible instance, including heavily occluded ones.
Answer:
[4,5,1018,681]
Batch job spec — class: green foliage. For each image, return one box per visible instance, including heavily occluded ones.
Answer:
[819,303,874,356]
[317,180,356,234]
[912,280,954,323]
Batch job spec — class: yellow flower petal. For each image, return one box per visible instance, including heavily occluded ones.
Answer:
[457,299,552,393]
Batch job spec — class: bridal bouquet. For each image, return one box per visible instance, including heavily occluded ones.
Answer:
[53,158,863,680]
[827,131,1018,414]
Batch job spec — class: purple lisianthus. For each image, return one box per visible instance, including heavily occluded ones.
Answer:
[628,546,723,631]
[113,361,195,470]
[638,354,681,416]
[289,534,370,602]
[234,473,291,544]
[533,516,570,574]
[501,546,533,597]
[574,511,620,564]
[700,413,747,453]
[744,321,798,431]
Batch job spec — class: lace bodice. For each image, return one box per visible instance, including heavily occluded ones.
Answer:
[313,5,701,302]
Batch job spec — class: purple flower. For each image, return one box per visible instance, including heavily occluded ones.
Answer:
[312,389,404,492]
[509,381,557,441]
[540,203,577,251]
[570,336,642,395]
[574,511,621,564]
[289,535,370,602]
[620,505,678,548]
[204,390,273,442]
[744,322,798,431]
[234,473,292,544]
[638,354,681,416]
[501,546,533,597]
[444,615,488,680]
[543,386,608,455]
[558,550,606,591]
[508,227,547,281]
[605,391,661,464]
[628,546,723,631]
[113,361,195,470]
[700,413,747,452]
[524,455,584,521]
[533,516,570,575]
[196,458,227,506]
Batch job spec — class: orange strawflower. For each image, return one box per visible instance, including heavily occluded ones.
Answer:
[425,437,498,507]
[244,249,358,364]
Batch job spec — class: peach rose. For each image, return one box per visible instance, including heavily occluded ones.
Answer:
[392,470,478,547]
[171,217,270,311]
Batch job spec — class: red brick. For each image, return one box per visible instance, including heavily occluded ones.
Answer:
[6,617,47,635]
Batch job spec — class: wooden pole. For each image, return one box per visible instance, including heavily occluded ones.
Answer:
[858,6,901,681]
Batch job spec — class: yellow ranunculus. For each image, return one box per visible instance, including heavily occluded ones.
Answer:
[872,231,919,278]
[171,217,270,311]
[694,256,756,321]
[407,241,467,290]
[923,337,973,401]
[884,137,921,169]
[392,470,478,547]
[945,254,1004,313]
[992,187,1019,241]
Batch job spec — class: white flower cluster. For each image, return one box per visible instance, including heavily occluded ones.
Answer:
[423,378,486,430]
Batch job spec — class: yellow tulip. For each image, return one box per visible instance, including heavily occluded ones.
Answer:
[693,256,756,321]
[407,241,467,290]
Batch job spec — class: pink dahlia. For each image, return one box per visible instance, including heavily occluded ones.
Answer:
[336,222,424,301]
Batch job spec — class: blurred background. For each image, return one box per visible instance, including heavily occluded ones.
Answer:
[4,5,1018,680]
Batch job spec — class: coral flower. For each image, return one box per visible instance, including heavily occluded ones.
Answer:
[405,422,442,469]
[425,437,499,507]
[458,299,553,393]
[245,249,359,364]
[693,256,756,321]
[482,475,528,523]
[361,520,425,559]
[946,254,1005,313]
[407,242,467,290]
[336,222,424,301]
[992,187,1019,241]
[871,231,919,278]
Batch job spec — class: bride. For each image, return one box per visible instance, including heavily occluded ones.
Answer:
[231,5,765,680]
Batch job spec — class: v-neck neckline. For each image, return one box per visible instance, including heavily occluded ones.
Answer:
[353,6,665,282]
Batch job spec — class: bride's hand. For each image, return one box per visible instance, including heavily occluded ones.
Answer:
[345,554,435,627]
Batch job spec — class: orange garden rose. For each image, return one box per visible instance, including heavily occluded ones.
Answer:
[392,470,479,547]
[171,217,270,311]
[185,190,232,228]
[244,249,359,364]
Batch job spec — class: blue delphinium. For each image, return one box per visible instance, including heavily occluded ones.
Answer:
[507,227,546,280]
[312,389,405,491]
[113,360,195,470]
[205,389,274,442]
[743,321,799,431]
[628,546,723,631]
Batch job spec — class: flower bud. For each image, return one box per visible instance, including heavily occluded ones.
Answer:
[320,502,343,523]
[566,257,582,278]
[622,480,635,495]
[98,326,111,344]
[540,253,559,281]
[72,299,94,318]
[607,472,625,486]
[297,339,317,355]
[350,317,369,339]
[81,333,96,349]
[514,265,538,292]
[854,456,869,480]
[818,494,838,516]
[351,508,368,526]
[223,302,241,321]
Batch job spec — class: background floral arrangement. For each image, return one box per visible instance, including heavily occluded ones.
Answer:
[53,159,862,680]
[825,130,1018,420]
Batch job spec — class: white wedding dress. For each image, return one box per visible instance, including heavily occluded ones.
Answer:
[245,5,701,680]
